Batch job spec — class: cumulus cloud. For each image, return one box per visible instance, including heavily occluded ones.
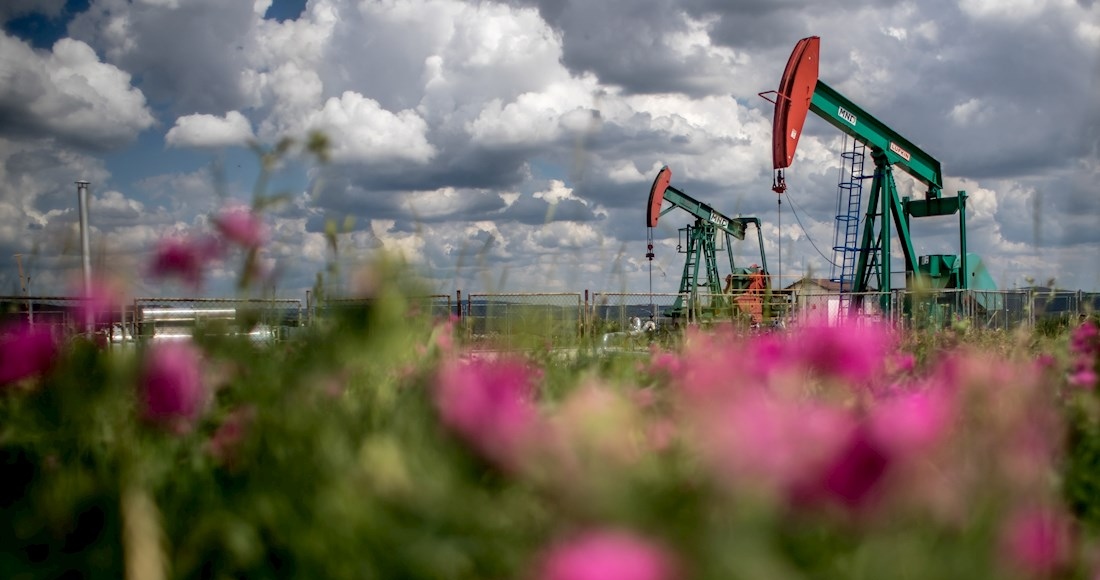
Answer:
[68,0,260,114]
[0,33,154,148]
[91,189,146,225]
[1,0,1098,296]
[295,91,434,164]
[166,111,256,148]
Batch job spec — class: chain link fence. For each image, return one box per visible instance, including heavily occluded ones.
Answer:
[587,292,686,351]
[588,292,686,332]
[784,288,1097,330]
[316,295,453,326]
[788,291,894,326]
[0,295,90,333]
[462,293,582,347]
[4,288,1097,349]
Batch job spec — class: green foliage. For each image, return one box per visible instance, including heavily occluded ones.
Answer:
[2,292,1097,579]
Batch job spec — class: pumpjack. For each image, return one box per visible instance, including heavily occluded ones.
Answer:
[761,36,998,316]
[646,166,775,323]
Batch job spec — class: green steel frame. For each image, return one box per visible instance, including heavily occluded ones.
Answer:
[652,178,768,319]
[808,81,969,308]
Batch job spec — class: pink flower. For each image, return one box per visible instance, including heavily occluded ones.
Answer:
[213,204,267,249]
[0,321,58,386]
[889,352,916,375]
[149,235,219,288]
[645,350,683,381]
[1035,353,1057,372]
[1000,507,1072,576]
[792,388,953,511]
[206,405,256,466]
[1071,320,1099,356]
[1069,366,1098,390]
[661,332,751,401]
[792,320,895,384]
[1069,321,1100,390]
[796,425,891,510]
[139,341,207,433]
[868,388,953,457]
[434,356,541,468]
[537,530,679,580]
[705,393,854,493]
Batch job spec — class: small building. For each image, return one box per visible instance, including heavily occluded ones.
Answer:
[785,278,841,322]
[784,278,884,323]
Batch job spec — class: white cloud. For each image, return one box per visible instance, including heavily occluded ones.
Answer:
[949,98,991,126]
[136,168,220,215]
[914,20,940,43]
[958,0,1064,21]
[528,221,603,251]
[664,14,742,65]
[0,34,154,148]
[300,91,435,164]
[69,0,262,114]
[466,80,597,147]
[533,180,581,204]
[401,187,494,220]
[93,189,145,218]
[1078,19,1100,48]
[366,219,427,264]
[883,27,907,41]
[252,0,272,17]
[166,111,256,148]
[606,161,651,185]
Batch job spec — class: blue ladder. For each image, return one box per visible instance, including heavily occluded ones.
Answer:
[830,138,868,293]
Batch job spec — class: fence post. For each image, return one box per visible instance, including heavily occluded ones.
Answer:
[583,289,589,338]
[580,292,589,343]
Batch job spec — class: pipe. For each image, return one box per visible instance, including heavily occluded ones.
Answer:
[76,180,92,333]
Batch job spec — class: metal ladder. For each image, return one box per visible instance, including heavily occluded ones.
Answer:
[830,137,868,293]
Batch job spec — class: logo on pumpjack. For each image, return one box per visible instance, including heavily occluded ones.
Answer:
[889,142,912,162]
[838,106,857,126]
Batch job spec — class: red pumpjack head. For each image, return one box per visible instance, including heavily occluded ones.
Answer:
[646,165,672,228]
[759,36,820,193]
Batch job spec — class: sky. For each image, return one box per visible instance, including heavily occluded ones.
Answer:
[0,0,1098,302]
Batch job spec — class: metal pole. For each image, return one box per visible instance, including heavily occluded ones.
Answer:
[777,195,782,294]
[76,180,92,333]
[958,190,968,320]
